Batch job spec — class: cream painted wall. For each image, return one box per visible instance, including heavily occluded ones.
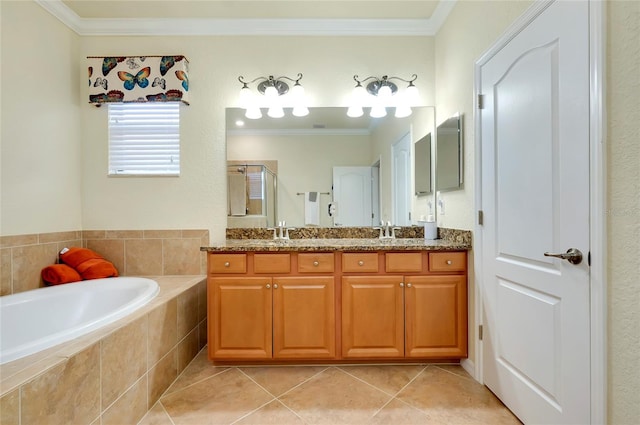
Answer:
[607,1,640,422]
[79,36,435,242]
[227,133,372,227]
[0,1,82,236]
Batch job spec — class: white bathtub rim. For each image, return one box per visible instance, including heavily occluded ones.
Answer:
[0,277,160,365]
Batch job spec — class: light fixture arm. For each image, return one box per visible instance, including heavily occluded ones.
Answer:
[238,73,304,96]
[352,74,418,97]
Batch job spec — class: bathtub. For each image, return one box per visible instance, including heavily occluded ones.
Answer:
[0,277,159,365]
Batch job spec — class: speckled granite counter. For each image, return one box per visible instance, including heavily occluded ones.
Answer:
[201,236,470,252]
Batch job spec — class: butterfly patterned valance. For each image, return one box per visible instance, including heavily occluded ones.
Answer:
[87,55,189,105]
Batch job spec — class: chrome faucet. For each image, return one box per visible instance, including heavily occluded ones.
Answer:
[267,220,296,240]
[374,221,400,239]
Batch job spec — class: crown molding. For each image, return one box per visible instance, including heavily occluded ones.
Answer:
[35,0,456,36]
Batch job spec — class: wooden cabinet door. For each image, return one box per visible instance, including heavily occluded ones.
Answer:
[342,276,404,358]
[209,277,272,360]
[404,275,467,358]
[272,277,336,359]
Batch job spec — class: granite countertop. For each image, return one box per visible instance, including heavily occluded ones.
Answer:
[201,237,470,253]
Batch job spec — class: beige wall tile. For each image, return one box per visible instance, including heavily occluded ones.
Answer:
[82,230,106,240]
[148,298,177,367]
[144,230,182,239]
[177,329,199,375]
[197,279,207,322]
[148,349,178,408]
[101,375,148,425]
[182,229,209,239]
[107,230,143,239]
[86,239,125,275]
[0,234,38,249]
[162,238,201,275]
[57,240,82,253]
[177,285,199,339]
[12,243,59,293]
[198,319,208,350]
[126,239,163,275]
[38,231,81,244]
[21,344,100,425]
[1,248,12,296]
[101,317,148,408]
[0,388,19,425]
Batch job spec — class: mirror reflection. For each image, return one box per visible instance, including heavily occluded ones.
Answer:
[436,114,463,191]
[226,107,435,228]
[414,133,432,196]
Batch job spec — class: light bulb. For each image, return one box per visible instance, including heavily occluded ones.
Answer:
[370,104,387,118]
[405,84,419,105]
[267,105,284,118]
[378,84,392,101]
[351,84,366,105]
[239,86,252,109]
[264,85,278,100]
[292,105,309,117]
[395,105,412,118]
[245,107,262,120]
[347,105,364,118]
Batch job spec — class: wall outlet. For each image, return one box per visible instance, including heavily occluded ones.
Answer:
[438,198,445,215]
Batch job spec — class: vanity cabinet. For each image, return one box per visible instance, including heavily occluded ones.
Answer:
[207,249,467,363]
[208,253,336,361]
[341,251,467,359]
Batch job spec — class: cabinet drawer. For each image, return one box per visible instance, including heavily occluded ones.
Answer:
[254,253,291,273]
[428,252,466,272]
[209,254,247,274]
[386,252,423,273]
[342,253,379,273]
[298,253,334,273]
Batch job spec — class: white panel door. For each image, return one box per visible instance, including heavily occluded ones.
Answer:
[479,1,590,424]
[392,133,411,226]
[332,166,372,226]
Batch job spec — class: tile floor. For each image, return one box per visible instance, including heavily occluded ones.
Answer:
[139,348,522,425]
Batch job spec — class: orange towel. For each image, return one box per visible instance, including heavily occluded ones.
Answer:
[59,247,119,280]
[41,264,82,286]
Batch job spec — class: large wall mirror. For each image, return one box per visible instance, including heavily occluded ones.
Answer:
[226,106,435,228]
[435,113,463,191]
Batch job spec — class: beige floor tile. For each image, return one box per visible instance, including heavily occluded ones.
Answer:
[278,367,392,425]
[138,402,174,425]
[370,398,432,424]
[233,400,305,425]
[339,364,426,395]
[239,365,327,396]
[396,365,521,424]
[161,368,273,425]
[165,348,228,395]
[434,364,475,380]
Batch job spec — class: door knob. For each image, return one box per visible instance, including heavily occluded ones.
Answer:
[544,248,583,265]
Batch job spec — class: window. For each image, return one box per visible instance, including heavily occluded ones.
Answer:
[108,103,180,176]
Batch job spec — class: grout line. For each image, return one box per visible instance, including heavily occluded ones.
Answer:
[161,364,232,399]
[158,401,177,425]
[432,363,475,381]
[272,365,330,399]
[228,394,276,425]
[369,364,429,418]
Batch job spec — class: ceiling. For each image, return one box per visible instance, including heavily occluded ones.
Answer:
[62,1,441,20]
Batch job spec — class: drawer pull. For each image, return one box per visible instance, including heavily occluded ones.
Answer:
[313,261,319,266]
[400,282,404,287]
[446,260,453,265]
[358,260,364,266]
[224,262,230,267]
[274,284,279,289]
[266,284,271,289]
[407,283,412,288]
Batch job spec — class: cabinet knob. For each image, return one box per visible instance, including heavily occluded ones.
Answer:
[266,284,271,289]
[313,261,319,267]
[224,262,230,267]
[407,283,412,288]
[446,260,453,265]
[274,284,278,289]
[358,260,364,266]
[400,282,404,287]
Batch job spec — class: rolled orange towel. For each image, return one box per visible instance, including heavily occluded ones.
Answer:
[59,247,119,280]
[41,264,82,286]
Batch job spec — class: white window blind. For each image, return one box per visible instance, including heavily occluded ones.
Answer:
[247,170,263,200]
[108,103,180,176]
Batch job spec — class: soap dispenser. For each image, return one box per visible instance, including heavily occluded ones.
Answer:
[421,214,438,240]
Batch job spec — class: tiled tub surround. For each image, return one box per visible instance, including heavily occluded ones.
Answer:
[0,229,209,296]
[0,275,207,425]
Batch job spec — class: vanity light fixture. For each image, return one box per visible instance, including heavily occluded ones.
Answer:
[238,73,309,119]
[347,74,419,119]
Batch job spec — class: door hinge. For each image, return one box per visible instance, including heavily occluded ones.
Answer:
[479,325,483,340]
[409,212,411,221]
[478,210,484,226]
[478,94,485,109]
